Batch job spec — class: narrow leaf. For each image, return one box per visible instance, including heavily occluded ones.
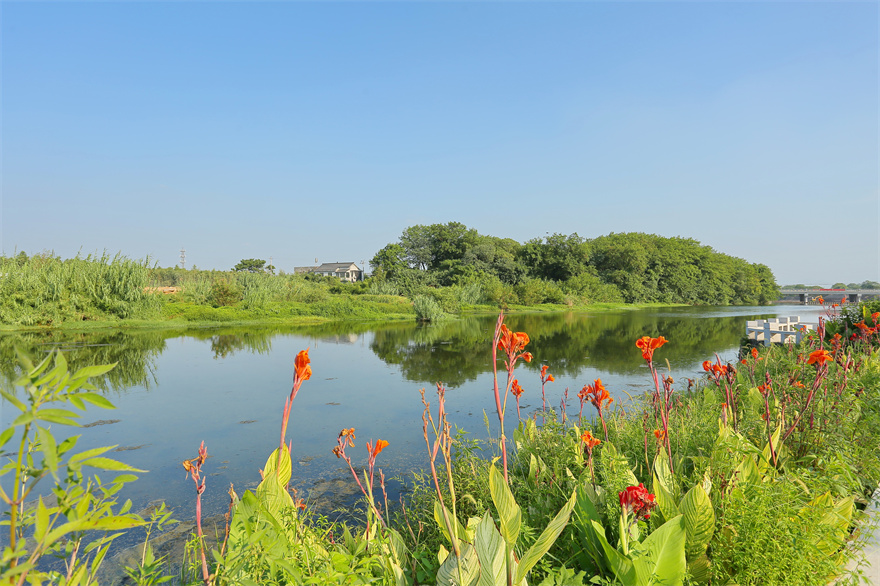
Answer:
[515,490,576,584]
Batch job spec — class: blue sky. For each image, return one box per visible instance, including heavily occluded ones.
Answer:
[2,1,877,285]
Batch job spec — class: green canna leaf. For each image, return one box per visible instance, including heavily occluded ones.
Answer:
[488,464,521,546]
[679,484,715,560]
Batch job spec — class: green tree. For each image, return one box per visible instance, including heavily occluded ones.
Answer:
[370,243,408,279]
[232,258,267,273]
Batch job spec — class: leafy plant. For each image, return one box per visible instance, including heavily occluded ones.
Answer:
[0,350,145,585]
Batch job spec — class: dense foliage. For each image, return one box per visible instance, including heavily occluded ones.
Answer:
[4,302,879,585]
[371,224,779,305]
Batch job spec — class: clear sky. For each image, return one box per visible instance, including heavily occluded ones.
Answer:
[2,1,877,286]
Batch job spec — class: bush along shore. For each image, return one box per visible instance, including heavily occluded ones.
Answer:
[3,303,880,585]
[0,235,778,329]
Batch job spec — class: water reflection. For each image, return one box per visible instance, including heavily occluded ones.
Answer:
[0,307,804,395]
[0,329,166,392]
[0,306,823,532]
[368,308,786,386]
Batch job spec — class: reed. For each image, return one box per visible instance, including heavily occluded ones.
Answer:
[0,252,161,325]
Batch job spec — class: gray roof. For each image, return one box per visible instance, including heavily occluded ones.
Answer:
[314,262,360,272]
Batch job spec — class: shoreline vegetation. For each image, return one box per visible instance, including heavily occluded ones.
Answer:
[0,228,780,331]
[3,301,880,585]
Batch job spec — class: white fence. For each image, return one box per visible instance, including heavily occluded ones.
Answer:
[745,316,816,346]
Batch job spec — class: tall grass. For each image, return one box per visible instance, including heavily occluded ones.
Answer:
[0,252,161,325]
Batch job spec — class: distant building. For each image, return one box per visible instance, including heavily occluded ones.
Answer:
[294,262,364,283]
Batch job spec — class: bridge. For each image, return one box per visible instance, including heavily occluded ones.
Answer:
[778,289,880,305]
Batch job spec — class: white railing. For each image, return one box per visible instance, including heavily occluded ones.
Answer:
[745,316,816,346]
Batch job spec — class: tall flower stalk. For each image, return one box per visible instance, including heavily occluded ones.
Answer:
[277,349,311,473]
[492,313,532,481]
[636,336,673,473]
[182,441,210,586]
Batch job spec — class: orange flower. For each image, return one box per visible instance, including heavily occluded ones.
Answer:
[584,378,613,411]
[702,360,713,372]
[498,324,530,355]
[816,296,825,305]
[521,352,533,363]
[807,349,832,366]
[295,349,312,382]
[367,439,389,459]
[793,381,805,389]
[636,336,668,362]
[751,347,759,359]
[339,427,356,447]
[872,312,880,324]
[511,379,524,398]
[740,359,747,365]
[581,430,601,448]
[653,429,667,441]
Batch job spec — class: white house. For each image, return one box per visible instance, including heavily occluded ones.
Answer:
[295,262,363,283]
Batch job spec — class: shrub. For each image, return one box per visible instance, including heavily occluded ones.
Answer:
[413,295,445,322]
[209,277,243,307]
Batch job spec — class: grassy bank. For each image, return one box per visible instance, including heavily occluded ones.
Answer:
[4,304,879,585]
[0,253,701,332]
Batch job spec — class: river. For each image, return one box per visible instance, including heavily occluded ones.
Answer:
[0,305,826,527]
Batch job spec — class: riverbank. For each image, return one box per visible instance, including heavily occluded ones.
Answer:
[0,298,687,333]
[4,305,878,585]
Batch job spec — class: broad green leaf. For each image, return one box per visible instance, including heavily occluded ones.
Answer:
[573,485,610,575]
[434,500,468,546]
[679,485,715,560]
[632,514,687,586]
[256,472,294,514]
[68,445,117,464]
[80,456,143,472]
[263,446,292,487]
[590,519,635,584]
[652,454,679,523]
[36,426,58,476]
[34,497,51,542]
[687,553,712,584]
[734,456,761,486]
[515,490,577,584]
[71,363,117,381]
[90,515,144,531]
[35,408,81,426]
[78,392,116,410]
[11,412,35,427]
[0,426,14,449]
[436,542,480,586]
[488,464,521,545]
[0,388,27,412]
[475,512,506,586]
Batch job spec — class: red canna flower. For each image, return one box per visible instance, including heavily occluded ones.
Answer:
[751,347,759,359]
[816,296,825,305]
[702,360,713,372]
[636,336,668,362]
[653,429,667,441]
[872,312,880,324]
[619,483,656,520]
[807,349,832,366]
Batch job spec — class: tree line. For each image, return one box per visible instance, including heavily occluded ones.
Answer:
[370,222,779,305]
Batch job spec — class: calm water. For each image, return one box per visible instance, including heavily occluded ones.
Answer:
[0,305,825,523]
